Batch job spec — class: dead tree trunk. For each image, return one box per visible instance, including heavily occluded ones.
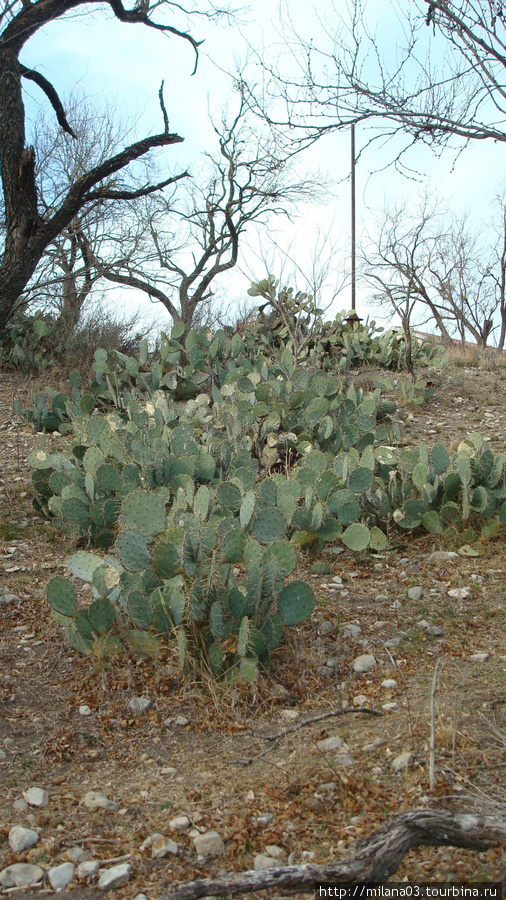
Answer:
[164,809,506,900]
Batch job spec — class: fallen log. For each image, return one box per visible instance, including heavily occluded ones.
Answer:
[165,809,506,900]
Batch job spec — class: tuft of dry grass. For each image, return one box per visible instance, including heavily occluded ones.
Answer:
[448,344,506,370]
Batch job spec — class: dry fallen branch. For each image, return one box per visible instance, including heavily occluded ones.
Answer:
[228,706,384,766]
[164,809,506,900]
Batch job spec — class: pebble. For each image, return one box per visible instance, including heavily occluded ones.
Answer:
[426,625,444,636]
[13,798,27,811]
[98,863,132,890]
[255,814,275,825]
[279,709,299,720]
[0,864,44,888]
[392,751,414,772]
[265,844,287,859]
[390,599,402,610]
[65,846,87,865]
[48,862,75,891]
[0,590,22,606]
[428,551,458,563]
[385,638,402,648]
[254,855,278,870]
[77,860,100,879]
[79,704,93,717]
[352,653,376,673]
[332,575,343,585]
[318,620,335,636]
[374,594,389,602]
[140,833,178,858]
[316,735,347,752]
[169,815,191,830]
[353,694,369,706]
[470,652,490,662]
[128,697,152,716]
[316,665,334,678]
[194,831,225,858]
[8,825,39,852]
[336,754,354,767]
[407,586,423,601]
[381,679,397,689]
[382,702,398,711]
[23,787,49,807]
[363,737,384,751]
[372,620,388,630]
[82,791,120,812]
[269,684,289,700]
[175,715,190,726]
[448,588,471,599]
[342,623,362,639]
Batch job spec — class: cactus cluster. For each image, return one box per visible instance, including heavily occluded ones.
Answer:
[19,306,505,680]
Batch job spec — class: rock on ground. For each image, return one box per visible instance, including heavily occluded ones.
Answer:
[98,863,132,890]
[48,862,75,891]
[0,864,44,888]
[8,826,39,852]
[352,654,376,673]
[193,831,225,857]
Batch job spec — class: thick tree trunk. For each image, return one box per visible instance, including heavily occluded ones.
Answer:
[164,809,506,900]
[0,47,42,330]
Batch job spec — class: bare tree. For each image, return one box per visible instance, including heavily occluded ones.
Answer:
[88,96,318,330]
[247,1,506,166]
[363,193,503,350]
[0,0,229,332]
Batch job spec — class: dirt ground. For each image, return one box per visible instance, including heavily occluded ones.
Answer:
[0,362,505,899]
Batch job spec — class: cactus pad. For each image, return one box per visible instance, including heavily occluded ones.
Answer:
[277,580,315,625]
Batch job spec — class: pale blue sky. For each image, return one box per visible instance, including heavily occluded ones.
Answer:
[19,0,506,332]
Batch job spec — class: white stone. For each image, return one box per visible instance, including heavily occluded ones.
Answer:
[134,895,149,900]
[175,715,190,726]
[265,844,287,859]
[65,846,87,864]
[98,863,132,890]
[160,767,177,777]
[82,790,120,811]
[23,787,49,807]
[128,696,152,715]
[336,754,354,767]
[140,833,178,858]
[0,864,44,888]
[381,679,398,689]
[428,551,458,563]
[374,594,389,602]
[48,862,75,891]
[8,825,39,852]
[169,815,191,830]
[77,860,100,879]
[382,702,398,711]
[279,709,299,720]
[392,751,414,772]
[470,652,490,662]
[193,831,225,857]
[352,653,376,673]
[316,735,346,752]
[254,854,278,870]
[407,586,423,601]
[318,620,335,636]
[332,575,343,584]
[342,623,362,639]
[12,798,27,811]
[354,693,369,707]
[448,587,471,599]
[426,625,444,636]
[79,704,93,717]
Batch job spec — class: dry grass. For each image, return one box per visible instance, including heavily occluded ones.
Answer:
[447,344,506,370]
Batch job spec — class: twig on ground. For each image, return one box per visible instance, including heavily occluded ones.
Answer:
[227,706,383,766]
[430,657,443,792]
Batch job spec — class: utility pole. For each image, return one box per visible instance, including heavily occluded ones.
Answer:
[351,123,356,313]
[346,123,361,326]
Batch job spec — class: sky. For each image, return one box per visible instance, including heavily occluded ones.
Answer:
[18,0,506,338]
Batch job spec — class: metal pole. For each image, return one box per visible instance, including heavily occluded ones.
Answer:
[351,123,356,312]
